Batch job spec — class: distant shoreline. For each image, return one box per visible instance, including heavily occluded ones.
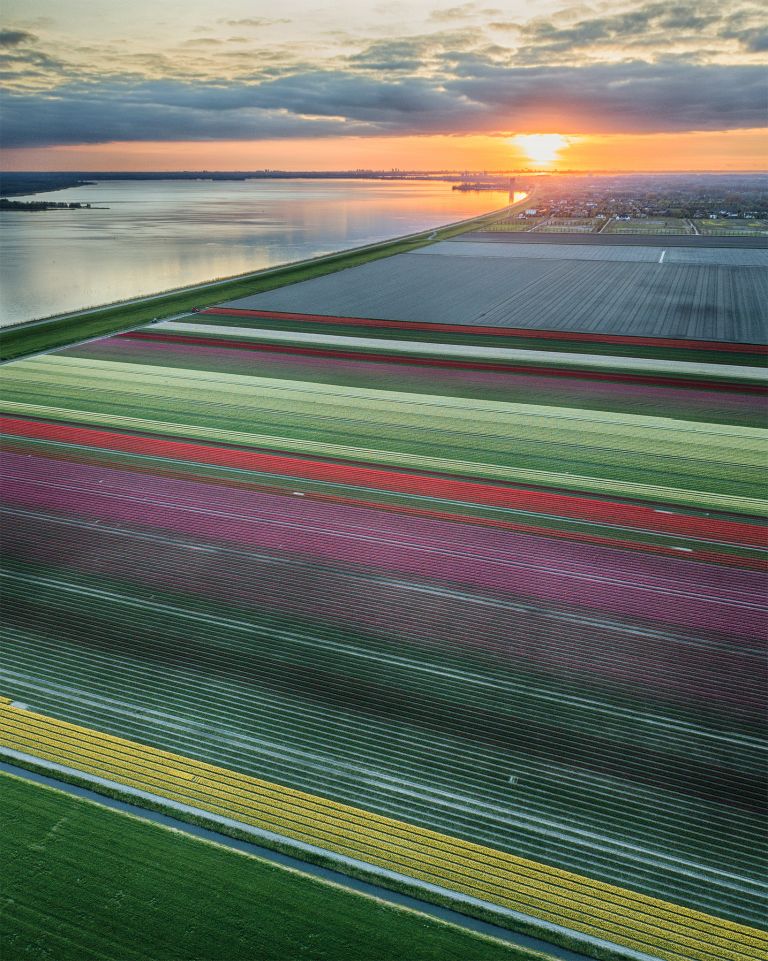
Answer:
[0,176,97,198]
[1,171,498,198]
[3,169,764,199]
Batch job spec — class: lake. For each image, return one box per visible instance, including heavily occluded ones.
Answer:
[0,179,512,326]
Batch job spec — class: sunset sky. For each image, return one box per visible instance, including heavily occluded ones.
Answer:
[1,0,766,171]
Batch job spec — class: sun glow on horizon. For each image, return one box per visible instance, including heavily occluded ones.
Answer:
[512,134,571,167]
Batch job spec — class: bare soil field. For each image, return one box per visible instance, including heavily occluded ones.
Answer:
[221,239,768,343]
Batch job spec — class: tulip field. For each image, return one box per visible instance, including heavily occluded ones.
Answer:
[1,301,766,961]
[1,700,763,961]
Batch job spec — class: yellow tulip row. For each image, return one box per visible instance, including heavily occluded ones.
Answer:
[1,704,760,961]
[1,700,764,961]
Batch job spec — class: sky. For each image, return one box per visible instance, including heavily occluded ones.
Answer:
[1,0,766,171]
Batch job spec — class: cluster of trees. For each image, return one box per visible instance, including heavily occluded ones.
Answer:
[0,199,93,211]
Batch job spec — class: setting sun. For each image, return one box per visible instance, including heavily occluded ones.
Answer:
[512,134,570,167]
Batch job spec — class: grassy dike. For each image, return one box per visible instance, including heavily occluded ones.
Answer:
[0,772,540,961]
[0,202,518,362]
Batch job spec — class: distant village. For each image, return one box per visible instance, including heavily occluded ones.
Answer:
[517,173,768,221]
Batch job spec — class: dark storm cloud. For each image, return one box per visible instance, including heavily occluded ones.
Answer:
[0,42,67,77]
[0,28,38,46]
[251,71,481,125]
[0,88,365,146]
[1,0,765,150]
[488,0,761,43]
[514,3,718,59]
[347,33,478,73]
[448,61,767,132]
[1,59,765,148]
[347,38,434,72]
[721,25,768,52]
[745,30,768,51]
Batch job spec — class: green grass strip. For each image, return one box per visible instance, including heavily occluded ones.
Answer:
[0,206,512,362]
[0,771,538,961]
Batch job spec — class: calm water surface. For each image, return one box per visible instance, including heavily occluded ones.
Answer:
[0,179,511,326]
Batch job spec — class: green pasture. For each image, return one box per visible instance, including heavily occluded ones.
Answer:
[695,219,768,236]
[604,218,693,235]
[0,773,536,961]
[537,219,602,233]
[484,220,539,232]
